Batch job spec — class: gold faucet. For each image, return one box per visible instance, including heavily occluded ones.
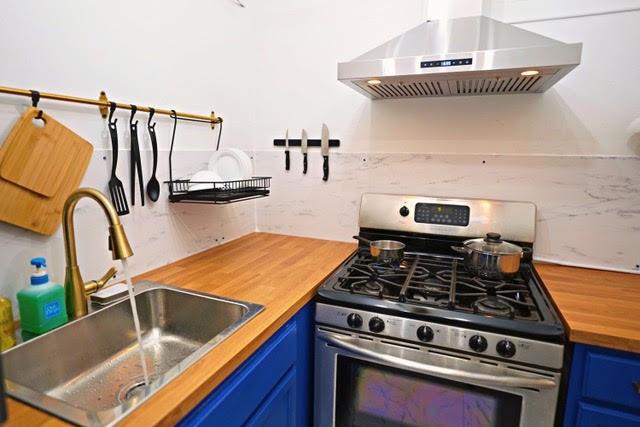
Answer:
[62,188,134,319]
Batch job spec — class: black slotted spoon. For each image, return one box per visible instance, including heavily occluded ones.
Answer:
[107,102,129,215]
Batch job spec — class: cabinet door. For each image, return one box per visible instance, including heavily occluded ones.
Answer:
[246,368,296,427]
[179,303,314,427]
[575,402,640,427]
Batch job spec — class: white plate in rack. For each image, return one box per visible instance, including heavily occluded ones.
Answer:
[207,148,252,181]
[188,170,222,192]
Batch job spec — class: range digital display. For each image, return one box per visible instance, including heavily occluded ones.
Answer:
[421,58,472,68]
[414,203,470,226]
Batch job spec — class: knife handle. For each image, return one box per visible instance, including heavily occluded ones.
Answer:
[323,155,329,181]
[303,153,308,174]
[285,150,290,171]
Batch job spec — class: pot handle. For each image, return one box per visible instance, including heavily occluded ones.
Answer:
[521,246,533,261]
[353,235,372,245]
[451,246,469,255]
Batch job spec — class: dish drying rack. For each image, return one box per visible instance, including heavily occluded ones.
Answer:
[165,113,270,204]
[167,177,271,203]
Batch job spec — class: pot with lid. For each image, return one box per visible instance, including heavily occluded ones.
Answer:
[451,232,530,280]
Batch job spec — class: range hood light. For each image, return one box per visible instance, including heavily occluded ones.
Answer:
[367,79,382,85]
[520,70,540,76]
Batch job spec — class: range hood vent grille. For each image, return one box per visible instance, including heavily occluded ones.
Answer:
[359,74,549,99]
[339,16,582,99]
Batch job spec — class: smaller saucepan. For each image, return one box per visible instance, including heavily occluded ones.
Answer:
[353,236,405,264]
[451,232,531,280]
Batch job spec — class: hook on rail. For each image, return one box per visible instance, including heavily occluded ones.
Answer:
[147,107,156,130]
[129,104,138,126]
[30,90,43,120]
[108,101,117,126]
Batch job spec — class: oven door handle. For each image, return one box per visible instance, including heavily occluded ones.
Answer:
[320,333,557,390]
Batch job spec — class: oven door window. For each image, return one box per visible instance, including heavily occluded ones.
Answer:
[335,356,522,427]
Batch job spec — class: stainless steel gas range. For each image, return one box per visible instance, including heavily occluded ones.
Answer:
[314,193,566,427]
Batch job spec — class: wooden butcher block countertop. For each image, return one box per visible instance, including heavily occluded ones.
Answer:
[535,263,640,353]
[8,236,640,425]
[5,233,356,427]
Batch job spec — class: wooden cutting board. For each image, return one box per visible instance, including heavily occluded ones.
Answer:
[0,107,93,235]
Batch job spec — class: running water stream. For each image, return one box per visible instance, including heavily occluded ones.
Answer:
[120,259,150,387]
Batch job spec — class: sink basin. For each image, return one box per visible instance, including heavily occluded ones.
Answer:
[2,281,263,426]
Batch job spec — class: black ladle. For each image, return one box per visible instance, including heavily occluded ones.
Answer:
[146,108,160,202]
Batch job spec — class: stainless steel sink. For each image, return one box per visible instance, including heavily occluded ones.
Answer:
[2,281,263,426]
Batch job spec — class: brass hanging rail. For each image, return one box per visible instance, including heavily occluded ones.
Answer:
[0,85,222,128]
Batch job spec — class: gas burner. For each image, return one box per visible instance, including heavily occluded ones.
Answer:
[334,253,541,321]
[474,296,514,318]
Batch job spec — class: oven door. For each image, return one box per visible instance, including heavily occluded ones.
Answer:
[314,327,561,427]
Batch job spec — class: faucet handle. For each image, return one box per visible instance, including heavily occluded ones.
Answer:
[84,267,118,295]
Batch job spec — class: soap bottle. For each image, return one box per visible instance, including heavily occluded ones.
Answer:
[17,257,68,336]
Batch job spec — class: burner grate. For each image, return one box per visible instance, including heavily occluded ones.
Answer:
[334,252,540,321]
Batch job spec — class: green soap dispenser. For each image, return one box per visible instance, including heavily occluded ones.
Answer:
[17,257,68,336]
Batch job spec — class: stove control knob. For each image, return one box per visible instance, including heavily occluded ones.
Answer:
[417,325,434,342]
[347,313,363,328]
[469,335,488,352]
[496,340,516,358]
[399,206,410,217]
[369,317,385,333]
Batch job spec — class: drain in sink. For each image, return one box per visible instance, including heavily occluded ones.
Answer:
[118,376,154,404]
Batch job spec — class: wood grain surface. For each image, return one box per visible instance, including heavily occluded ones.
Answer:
[0,107,93,235]
[5,233,356,426]
[535,263,640,353]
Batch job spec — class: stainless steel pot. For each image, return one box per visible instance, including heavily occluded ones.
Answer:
[353,236,405,263]
[451,232,529,280]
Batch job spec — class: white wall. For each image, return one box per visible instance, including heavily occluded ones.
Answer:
[0,0,639,318]
[0,0,258,317]
[239,0,640,155]
[248,0,640,272]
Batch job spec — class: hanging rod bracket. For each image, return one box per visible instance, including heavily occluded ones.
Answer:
[211,111,222,129]
[98,91,109,118]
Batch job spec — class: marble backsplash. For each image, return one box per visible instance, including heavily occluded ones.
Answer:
[254,150,640,273]
[0,149,255,316]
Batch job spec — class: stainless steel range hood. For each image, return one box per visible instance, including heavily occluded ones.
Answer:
[338,16,582,99]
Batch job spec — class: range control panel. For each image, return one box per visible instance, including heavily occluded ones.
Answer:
[414,203,470,226]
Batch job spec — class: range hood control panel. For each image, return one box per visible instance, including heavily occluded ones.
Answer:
[420,58,472,68]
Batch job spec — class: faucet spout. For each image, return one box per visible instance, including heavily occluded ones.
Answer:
[62,188,134,319]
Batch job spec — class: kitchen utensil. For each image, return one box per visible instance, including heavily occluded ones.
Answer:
[188,170,222,192]
[208,148,252,181]
[451,232,530,280]
[0,107,93,235]
[106,103,129,216]
[146,108,160,202]
[284,129,290,171]
[321,123,329,181]
[301,129,308,174]
[129,105,145,206]
[353,235,405,264]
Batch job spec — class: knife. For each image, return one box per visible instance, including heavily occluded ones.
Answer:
[321,123,329,181]
[284,129,290,171]
[301,129,308,174]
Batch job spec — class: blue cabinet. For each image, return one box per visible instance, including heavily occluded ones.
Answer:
[564,344,640,426]
[179,303,314,427]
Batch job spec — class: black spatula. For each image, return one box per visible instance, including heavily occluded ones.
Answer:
[107,103,129,215]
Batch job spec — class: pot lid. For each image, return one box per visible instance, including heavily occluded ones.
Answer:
[464,232,523,255]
